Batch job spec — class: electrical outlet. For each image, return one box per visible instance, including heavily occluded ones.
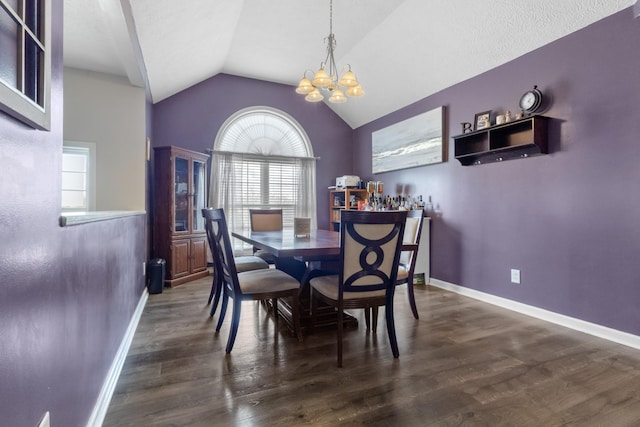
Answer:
[38,412,50,427]
[142,261,146,276]
[511,268,521,284]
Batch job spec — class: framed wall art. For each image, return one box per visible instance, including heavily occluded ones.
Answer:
[372,106,444,173]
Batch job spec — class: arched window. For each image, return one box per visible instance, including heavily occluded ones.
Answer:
[209,107,317,248]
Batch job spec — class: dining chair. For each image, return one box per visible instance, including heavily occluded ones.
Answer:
[309,210,407,367]
[396,209,424,319]
[249,208,283,264]
[364,209,425,329]
[203,208,269,317]
[205,208,302,353]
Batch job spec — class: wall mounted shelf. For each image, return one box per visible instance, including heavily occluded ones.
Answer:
[453,115,549,166]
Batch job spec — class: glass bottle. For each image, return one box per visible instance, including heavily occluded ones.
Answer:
[426,196,434,213]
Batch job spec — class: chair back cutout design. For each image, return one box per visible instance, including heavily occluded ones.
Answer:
[203,208,242,296]
[339,210,407,295]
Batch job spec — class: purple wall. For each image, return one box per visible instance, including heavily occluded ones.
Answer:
[353,8,640,335]
[0,1,147,426]
[152,73,354,229]
[0,5,631,426]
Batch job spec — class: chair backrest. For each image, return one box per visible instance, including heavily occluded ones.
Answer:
[202,208,241,296]
[249,209,283,232]
[202,208,220,260]
[339,210,407,296]
[399,210,424,267]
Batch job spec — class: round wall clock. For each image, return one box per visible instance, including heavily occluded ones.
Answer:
[519,85,543,114]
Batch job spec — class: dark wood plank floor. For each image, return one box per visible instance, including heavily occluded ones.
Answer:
[103,276,640,426]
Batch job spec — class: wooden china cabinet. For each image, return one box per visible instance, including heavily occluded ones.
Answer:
[153,146,210,287]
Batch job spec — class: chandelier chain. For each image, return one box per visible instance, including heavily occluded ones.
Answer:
[329,0,333,35]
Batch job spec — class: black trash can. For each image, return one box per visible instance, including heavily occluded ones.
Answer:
[148,258,165,294]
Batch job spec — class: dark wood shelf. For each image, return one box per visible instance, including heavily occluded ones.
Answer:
[453,115,549,166]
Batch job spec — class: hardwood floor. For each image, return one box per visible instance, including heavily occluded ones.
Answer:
[103,276,640,426]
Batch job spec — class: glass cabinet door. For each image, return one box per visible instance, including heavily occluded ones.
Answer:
[174,156,189,232]
[192,159,207,232]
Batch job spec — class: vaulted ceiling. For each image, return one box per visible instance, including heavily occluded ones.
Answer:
[63,0,635,129]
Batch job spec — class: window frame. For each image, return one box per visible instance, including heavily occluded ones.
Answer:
[62,142,96,212]
[216,152,308,229]
[0,0,51,130]
[210,107,317,250]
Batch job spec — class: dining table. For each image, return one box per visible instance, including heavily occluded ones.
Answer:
[231,228,357,333]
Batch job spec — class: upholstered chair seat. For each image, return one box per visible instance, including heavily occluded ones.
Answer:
[310,275,386,300]
[395,265,409,282]
[236,268,299,294]
[235,256,270,273]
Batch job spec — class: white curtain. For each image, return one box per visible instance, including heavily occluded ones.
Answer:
[209,151,317,252]
[209,151,242,231]
[295,157,317,229]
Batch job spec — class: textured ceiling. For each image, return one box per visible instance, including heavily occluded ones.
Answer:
[63,0,636,129]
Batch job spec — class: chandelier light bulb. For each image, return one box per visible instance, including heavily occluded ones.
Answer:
[305,88,324,102]
[338,69,358,87]
[328,88,347,104]
[312,67,331,88]
[346,84,365,97]
[295,77,314,94]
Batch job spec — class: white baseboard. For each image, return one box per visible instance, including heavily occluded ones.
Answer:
[86,289,148,427]
[428,278,640,350]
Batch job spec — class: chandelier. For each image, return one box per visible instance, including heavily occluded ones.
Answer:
[295,0,365,104]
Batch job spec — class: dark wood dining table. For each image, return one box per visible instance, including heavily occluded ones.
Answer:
[231,228,356,333]
[232,229,341,275]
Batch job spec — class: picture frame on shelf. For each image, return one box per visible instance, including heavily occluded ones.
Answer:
[474,110,491,130]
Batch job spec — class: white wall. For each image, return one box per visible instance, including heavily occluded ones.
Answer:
[63,67,146,211]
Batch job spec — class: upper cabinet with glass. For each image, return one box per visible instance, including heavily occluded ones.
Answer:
[171,154,208,233]
[192,159,207,232]
[173,156,189,232]
[0,0,51,130]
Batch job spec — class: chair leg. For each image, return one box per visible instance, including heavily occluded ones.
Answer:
[407,279,419,319]
[364,307,371,330]
[209,275,222,317]
[225,297,242,353]
[385,297,399,359]
[337,306,344,368]
[273,298,278,326]
[216,293,229,332]
[310,289,317,334]
[291,293,303,342]
[372,306,378,333]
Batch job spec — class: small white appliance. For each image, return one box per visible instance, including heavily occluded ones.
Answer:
[336,175,360,188]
